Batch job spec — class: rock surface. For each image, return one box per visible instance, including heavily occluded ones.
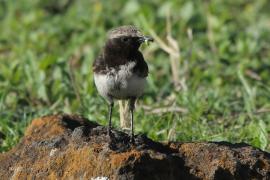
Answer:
[0,114,269,180]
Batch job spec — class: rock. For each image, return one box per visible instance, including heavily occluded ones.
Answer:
[0,114,269,179]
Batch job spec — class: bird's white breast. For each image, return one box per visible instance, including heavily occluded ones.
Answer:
[94,62,147,102]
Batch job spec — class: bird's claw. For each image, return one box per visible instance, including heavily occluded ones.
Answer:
[107,127,112,137]
[130,135,135,144]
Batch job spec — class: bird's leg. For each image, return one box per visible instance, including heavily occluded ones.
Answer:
[129,98,136,143]
[108,101,114,136]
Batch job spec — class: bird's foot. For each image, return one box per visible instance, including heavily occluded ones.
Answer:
[107,127,112,137]
[129,135,135,144]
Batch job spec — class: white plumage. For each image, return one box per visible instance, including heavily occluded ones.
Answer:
[94,61,147,103]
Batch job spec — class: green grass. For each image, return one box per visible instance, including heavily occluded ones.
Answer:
[0,0,270,152]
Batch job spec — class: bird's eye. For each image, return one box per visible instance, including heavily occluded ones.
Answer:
[122,37,129,42]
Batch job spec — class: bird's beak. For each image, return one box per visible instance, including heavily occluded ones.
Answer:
[138,36,154,45]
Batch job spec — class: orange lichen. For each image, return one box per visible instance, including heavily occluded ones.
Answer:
[110,150,142,168]
[25,115,66,139]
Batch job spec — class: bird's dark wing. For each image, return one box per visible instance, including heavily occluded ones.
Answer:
[133,51,149,78]
[92,53,107,74]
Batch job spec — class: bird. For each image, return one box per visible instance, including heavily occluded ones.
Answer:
[92,25,153,142]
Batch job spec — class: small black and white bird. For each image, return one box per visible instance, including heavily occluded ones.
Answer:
[93,25,153,142]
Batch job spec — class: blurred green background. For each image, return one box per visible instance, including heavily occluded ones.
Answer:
[0,0,270,152]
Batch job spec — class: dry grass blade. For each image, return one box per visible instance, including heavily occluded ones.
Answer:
[146,10,186,91]
[119,100,131,129]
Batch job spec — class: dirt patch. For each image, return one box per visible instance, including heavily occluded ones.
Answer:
[0,114,269,179]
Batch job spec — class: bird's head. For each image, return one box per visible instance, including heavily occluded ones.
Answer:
[105,25,153,54]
